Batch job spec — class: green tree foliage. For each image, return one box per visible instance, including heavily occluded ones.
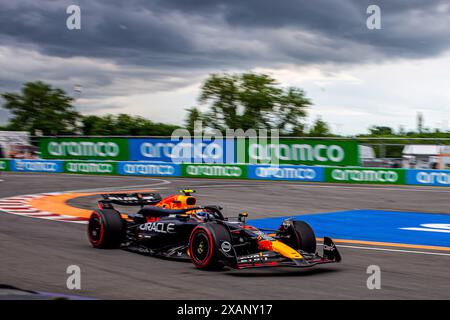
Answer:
[309,117,332,137]
[368,126,394,136]
[185,107,202,134]
[195,73,312,134]
[1,81,80,135]
[81,114,180,136]
[1,81,181,136]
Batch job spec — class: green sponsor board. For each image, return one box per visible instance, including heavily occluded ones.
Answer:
[239,139,360,166]
[325,167,405,184]
[182,164,247,179]
[64,161,117,175]
[40,138,129,160]
[0,159,9,171]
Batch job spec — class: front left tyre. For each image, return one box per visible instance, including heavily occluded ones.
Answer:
[88,209,125,249]
[189,223,232,270]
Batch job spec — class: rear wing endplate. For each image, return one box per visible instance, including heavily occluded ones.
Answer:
[101,193,162,206]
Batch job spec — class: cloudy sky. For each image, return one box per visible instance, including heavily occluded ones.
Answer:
[1,0,450,134]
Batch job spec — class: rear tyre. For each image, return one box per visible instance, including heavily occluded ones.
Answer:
[282,221,317,254]
[88,210,125,249]
[189,223,231,270]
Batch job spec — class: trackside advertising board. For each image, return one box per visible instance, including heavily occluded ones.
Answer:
[248,165,324,182]
[40,138,129,161]
[64,160,117,175]
[118,161,181,177]
[325,167,406,184]
[7,157,450,187]
[182,164,247,179]
[128,138,235,163]
[39,138,359,166]
[0,159,9,171]
[241,139,359,166]
[406,169,450,186]
[10,159,63,173]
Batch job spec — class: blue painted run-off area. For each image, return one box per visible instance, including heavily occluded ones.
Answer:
[250,210,450,248]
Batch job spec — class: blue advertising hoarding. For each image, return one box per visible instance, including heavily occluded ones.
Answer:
[247,165,324,182]
[128,138,235,163]
[10,159,63,173]
[406,169,450,186]
[118,161,181,177]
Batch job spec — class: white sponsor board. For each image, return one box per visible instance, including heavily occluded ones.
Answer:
[0,131,30,157]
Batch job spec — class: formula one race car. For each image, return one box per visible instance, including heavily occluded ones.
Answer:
[87,190,341,270]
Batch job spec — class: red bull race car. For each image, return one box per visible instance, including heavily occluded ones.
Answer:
[87,189,341,270]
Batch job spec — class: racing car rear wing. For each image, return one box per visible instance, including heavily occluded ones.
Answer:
[101,193,162,206]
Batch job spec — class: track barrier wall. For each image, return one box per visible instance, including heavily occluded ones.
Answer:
[38,137,361,166]
[3,158,450,187]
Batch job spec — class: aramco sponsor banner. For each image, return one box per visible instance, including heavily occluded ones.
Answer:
[40,138,129,160]
[129,138,235,163]
[10,159,63,173]
[182,164,246,179]
[406,169,450,186]
[241,139,360,166]
[118,161,181,177]
[0,159,10,171]
[248,165,324,182]
[7,158,450,186]
[64,160,117,175]
[325,167,405,184]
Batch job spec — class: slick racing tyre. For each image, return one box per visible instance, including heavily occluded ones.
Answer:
[189,223,232,270]
[282,220,317,254]
[88,209,125,249]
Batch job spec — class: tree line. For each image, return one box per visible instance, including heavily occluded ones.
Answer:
[0,81,179,136]
[1,74,448,139]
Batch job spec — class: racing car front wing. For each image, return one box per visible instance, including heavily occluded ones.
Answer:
[233,237,342,269]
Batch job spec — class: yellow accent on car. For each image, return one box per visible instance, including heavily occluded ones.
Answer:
[271,240,303,259]
[180,189,195,195]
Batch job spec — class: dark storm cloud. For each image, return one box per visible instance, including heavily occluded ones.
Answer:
[1,0,450,68]
[152,0,450,60]
[1,0,450,120]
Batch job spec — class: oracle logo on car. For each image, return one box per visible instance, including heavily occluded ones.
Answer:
[139,222,175,233]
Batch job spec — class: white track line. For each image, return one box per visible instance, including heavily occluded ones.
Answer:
[318,243,450,257]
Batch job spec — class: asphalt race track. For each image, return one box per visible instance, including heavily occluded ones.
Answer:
[1,172,450,299]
